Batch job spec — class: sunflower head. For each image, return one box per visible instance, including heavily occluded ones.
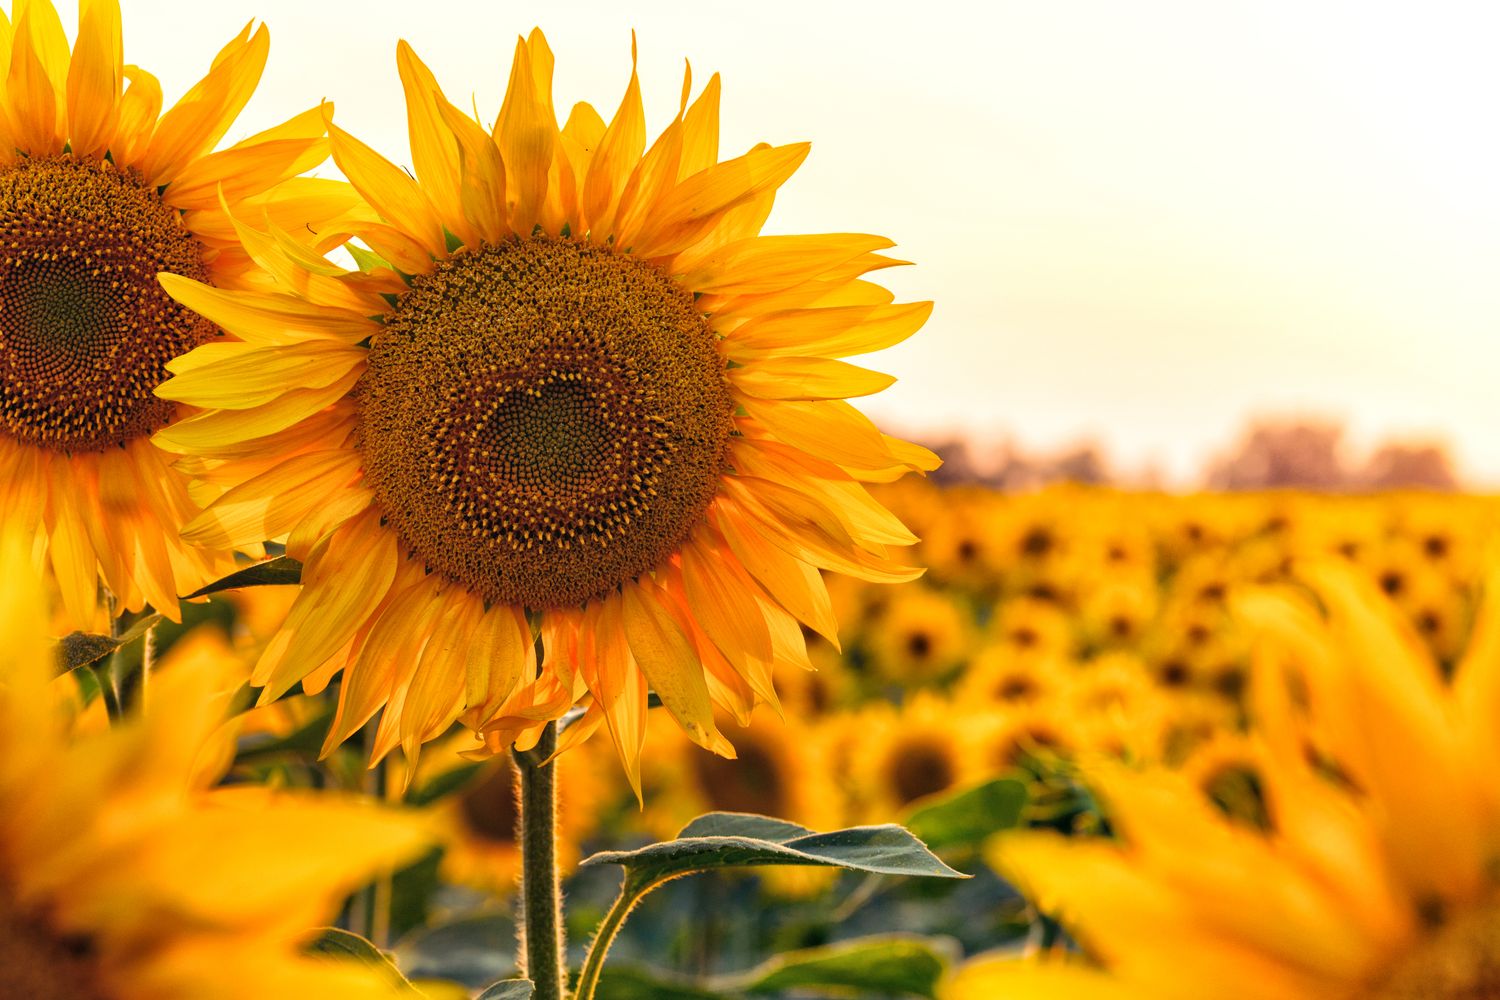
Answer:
[0,155,215,452]
[0,0,356,627]
[157,29,937,776]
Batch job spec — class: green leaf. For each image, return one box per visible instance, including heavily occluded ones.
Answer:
[307,927,416,992]
[595,936,958,1000]
[727,934,957,999]
[676,813,811,841]
[580,811,967,887]
[903,779,1028,852]
[233,705,335,764]
[55,612,164,672]
[183,555,303,599]
[476,981,535,1000]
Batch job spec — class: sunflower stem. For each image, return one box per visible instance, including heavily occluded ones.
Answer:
[137,622,155,712]
[84,664,123,723]
[574,875,646,1000]
[516,720,566,1000]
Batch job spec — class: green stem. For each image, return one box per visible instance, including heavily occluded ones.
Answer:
[84,664,122,723]
[516,721,565,1000]
[573,876,645,1000]
[137,622,155,711]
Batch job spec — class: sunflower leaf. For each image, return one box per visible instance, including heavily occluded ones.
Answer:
[183,555,304,599]
[307,927,418,992]
[233,704,336,764]
[55,612,164,672]
[476,980,535,1000]
[579,811,967,885]
[903,778,1029,852]
[593,936,958,1000]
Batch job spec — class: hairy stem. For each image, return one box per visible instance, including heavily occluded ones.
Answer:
[574,875,650,1000]
[516,721,565,1000]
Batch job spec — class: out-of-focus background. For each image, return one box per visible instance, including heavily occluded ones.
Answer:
[119,0,1500,486]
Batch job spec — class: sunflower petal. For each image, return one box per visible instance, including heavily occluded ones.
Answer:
[621,579,729,755]
[64,0,122,157]
[141,22,269,185]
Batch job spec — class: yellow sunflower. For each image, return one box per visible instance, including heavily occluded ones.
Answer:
[848,693,987,820]
[0,0,357,630]
[155,30,935,786]
[0,532,439,1000]
[865,584,972,685]
[950,560,1500,1000]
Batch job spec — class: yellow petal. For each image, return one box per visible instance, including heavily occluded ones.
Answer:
[593,599,648,800]
[180,449,362,548]
[621,579,729,755]
[465,603,533,721]
[435,96,509,245]
[726,301,933,360]
[630,142,809,258]
[43,460,100,627]
[110,64,161,164]
[141,22,269,185]
[680,534,773,672]
[395,41,465,227]
[739,397,903,473]
[712,502,838,646]
[327,113,445,255]
[155,367,360,453]
[253,510,397,702]
[581,47,645,234]
[64,0,122,158]
[732,356,895,401]
[158,274,378,346]
[164,103,330,209]
[677,73,721,180]
[685,233,894,296]
[5,11,60,153]
[494,33,557,234]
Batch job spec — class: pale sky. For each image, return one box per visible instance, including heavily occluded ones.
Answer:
[108,0,1500,483]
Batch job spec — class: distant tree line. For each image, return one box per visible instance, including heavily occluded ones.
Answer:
[925,418,1457,491]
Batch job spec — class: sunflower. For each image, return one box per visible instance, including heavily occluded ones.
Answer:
[155,30,935,784]
[0,0,357,630]
[0,532,438,1000]
[953,639,1064,709]
[865,584,971,685]
[950,561,1500,1000]
[849,693,985,820]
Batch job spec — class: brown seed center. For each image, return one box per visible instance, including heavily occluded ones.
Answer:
[358,237,734,609]
[0,155,214,452]
[0,892,105,1000]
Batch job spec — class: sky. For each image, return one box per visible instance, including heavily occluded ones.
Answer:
[108,0,1500,483]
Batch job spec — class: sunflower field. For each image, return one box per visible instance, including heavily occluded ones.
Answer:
[1,2,1495,999]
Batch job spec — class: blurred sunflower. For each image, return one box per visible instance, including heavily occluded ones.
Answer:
[990,596,1075,660]
[0,0,355,629]
[954,640,1063,709]
[866,584,971,685]
[155,30,935,787]
[951,561,1500,1000]
[850,693,983,819]
[0,532,436,1000]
